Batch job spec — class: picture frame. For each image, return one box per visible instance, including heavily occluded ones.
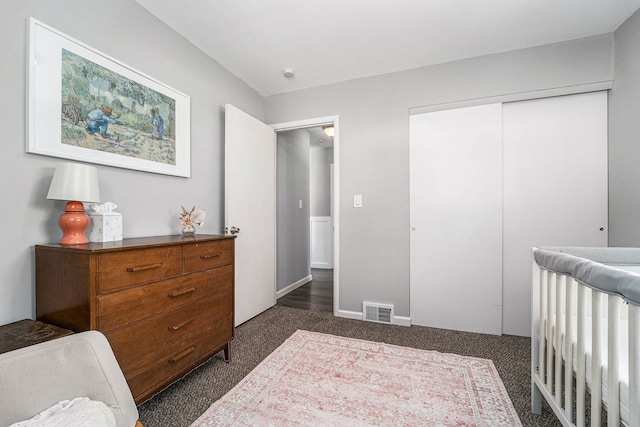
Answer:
[27,18,191,177]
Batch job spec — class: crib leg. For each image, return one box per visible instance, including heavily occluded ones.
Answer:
[532,381,543,415]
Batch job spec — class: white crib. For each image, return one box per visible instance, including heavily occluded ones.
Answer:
[532,247,640,427]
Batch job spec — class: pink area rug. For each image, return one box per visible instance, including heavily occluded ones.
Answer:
[191,330,522,426]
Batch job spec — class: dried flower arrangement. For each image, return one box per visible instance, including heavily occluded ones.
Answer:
[180,205,205,234]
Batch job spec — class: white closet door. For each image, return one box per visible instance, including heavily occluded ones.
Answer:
[410,104,503,335]
[502,92,608,336]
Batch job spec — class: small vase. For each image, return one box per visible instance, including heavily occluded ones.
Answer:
[181,225,196,236]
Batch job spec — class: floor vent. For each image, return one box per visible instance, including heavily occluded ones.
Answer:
[363,302,394,324]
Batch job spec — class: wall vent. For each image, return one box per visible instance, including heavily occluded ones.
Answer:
[363,302,394,324]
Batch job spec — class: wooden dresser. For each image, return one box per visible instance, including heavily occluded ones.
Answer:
[35,234,235,404]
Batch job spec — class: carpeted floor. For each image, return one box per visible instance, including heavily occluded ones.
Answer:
[137,305,562,427]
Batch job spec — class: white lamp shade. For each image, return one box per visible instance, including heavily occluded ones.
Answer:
[47,162,101,203]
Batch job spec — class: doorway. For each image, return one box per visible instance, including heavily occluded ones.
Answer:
[271,117,339,315]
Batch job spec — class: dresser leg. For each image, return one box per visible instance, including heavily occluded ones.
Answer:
[223,343,230,363]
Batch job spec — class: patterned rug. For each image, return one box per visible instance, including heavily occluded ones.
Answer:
[191,330,522,426]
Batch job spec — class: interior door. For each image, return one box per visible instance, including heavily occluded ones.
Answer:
[225,104,276,326]
[410,104,504,335]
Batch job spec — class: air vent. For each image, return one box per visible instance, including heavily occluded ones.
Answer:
[363,302,394,324]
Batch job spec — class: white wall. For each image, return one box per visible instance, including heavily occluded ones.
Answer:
[264,35,614,331]
[610,8,640,246]
[0,0,263,324]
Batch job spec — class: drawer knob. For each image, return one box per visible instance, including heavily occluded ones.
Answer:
[169,318,195,331]
[126,263,162,272]
[200,253,221,259]
[168,346,195,364]
[168,287,196,298]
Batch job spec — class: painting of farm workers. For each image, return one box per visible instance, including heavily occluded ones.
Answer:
[150,109,164,140]
[86,105,122,138]
[60,49,177,166]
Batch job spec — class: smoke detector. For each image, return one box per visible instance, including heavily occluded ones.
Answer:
[282,68,295,78]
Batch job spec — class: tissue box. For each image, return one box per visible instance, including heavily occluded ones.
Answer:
[88,212,122,242]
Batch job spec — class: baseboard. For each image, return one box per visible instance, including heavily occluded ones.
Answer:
[276,275,312,299]
[394,316,411,327]
[311,263,332,269]
[335,309,362,320]
[335,309,411,327]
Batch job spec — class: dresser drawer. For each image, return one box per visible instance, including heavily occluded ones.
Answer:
[119,314,233,401]
[97,246,182,293]
[106,291,232,368]
[97,265,233,333]
[183,239,233,273]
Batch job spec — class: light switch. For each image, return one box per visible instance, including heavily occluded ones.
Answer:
[299,200,303,209]
[354,194,363,208]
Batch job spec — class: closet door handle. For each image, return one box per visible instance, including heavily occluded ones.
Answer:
[126,263,162,272]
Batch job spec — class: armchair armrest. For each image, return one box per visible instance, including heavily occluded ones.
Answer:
[0,331,139,427]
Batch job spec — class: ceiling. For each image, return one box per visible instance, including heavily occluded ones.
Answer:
[134,0,640,97]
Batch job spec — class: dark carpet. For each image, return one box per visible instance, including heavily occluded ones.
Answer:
[137,305,561,426]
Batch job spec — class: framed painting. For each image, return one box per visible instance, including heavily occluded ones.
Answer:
[27,18,191,177]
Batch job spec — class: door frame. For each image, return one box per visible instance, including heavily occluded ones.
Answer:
[270,115,340,316]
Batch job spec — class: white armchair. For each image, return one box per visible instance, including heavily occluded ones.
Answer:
[0,331,140,427]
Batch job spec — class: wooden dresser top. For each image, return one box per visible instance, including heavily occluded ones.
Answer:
[36,234,235,253]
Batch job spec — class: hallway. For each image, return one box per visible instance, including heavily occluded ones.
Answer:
[276,269,333,313]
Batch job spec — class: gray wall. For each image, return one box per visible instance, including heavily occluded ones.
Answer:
[264,35,614,333]
[0,0,263,325]
[276,130,311,291]
[310,147,333,217]
[610,9,640,246]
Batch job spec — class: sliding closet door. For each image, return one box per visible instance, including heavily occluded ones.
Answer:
[502,92,608,336]
[410,104,503,335]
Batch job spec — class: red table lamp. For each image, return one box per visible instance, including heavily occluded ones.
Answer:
[46,162,101,245]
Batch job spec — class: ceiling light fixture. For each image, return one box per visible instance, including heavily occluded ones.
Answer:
[323,126,334,138]
[283,68,295,78]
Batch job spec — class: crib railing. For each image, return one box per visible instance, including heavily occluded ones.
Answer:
[531,248,640,427]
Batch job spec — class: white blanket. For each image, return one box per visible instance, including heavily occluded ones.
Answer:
[9,397,116,427]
